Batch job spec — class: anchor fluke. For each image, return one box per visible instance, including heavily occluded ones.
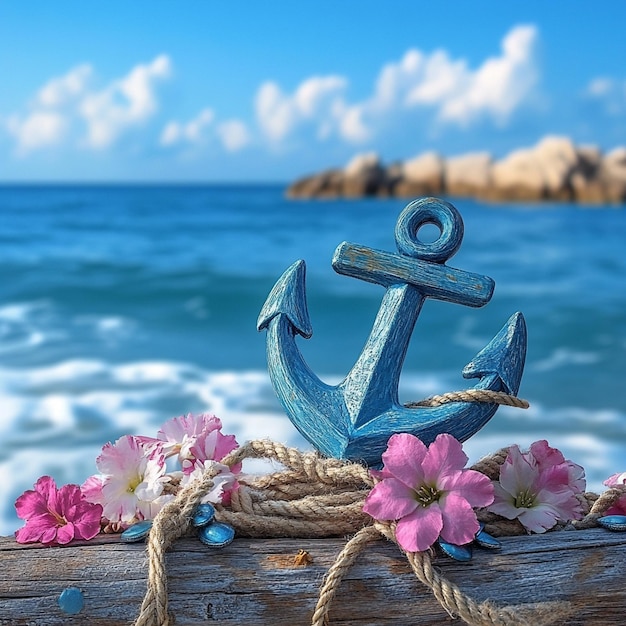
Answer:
[257,260,312,338]
[462,312,527,395]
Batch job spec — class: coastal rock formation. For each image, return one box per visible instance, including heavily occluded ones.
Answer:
[287,135,626,204]
[395,152,444,197]
[445,152,492,199]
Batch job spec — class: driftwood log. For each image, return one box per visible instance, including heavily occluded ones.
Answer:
[1,528,625,625]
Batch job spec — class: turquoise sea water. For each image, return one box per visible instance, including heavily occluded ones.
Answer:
[1,185,626,534]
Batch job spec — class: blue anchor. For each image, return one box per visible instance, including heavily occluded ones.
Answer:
[258,197,527,466]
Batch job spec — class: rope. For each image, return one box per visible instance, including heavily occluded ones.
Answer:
[406,389,530,409]
[132,433,619,626]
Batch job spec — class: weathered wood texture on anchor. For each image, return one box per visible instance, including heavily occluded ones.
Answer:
[1,529,625,625]
[257,198,527,467]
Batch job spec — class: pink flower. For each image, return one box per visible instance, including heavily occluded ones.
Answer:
[179,460,238,504]
[15,476,103,545]
[602,472,626,516]
[83,435,173,526]
[488,441,585,532]
[182,428,241,475]
[362,433,494,553]
[604,472,626,487]
[155,413,239,467]
[529,440,585,494]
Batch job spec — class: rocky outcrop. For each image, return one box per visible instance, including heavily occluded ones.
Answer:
[445,152,492,199]
[286,135,626,204]
[395,152,444,197]
[341,152,390,197]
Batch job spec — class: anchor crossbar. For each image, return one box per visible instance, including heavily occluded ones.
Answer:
[332,242,494,307]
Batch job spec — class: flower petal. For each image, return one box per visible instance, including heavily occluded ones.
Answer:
[439,493,480,546]
[566,461,586,494]
[72,501,104,540]
[604,472,626,487]
[487,483,521,520]
[499,445,538,496]
[535,487,583,522]
[15,519,50,543]
[605,494,626,516]
[517,504,559,533]
[55,522,76,545]
[40,525,59,545]
[81,475,105,504]
[57,484,82,514]
[439,469,494,508]
[14,489,48,520]
[395,504,443,552]
[529,440,564,469]
[421,434,468,484]
[362,478,418,521]
[381,433,427,488]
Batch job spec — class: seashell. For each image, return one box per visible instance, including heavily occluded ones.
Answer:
[58,587,84,615]
[437,539,472,562]
[597,515,626,531]
[198,522,235,548]
[192,503,216,527]
[475,523,501,549]
[120,520,153,543]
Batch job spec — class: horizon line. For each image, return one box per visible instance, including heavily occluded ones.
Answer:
[0,180,290,187]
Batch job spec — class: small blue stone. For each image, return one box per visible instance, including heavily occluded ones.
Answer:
[198,522,235,548]
[475,525,502,550]
[437,539,473,562]
[58,587,84,615]
[597,515,626,532]
[120,520,153,543]
[192,503,216,527]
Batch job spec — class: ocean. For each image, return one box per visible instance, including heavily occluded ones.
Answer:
[1,184,625,535]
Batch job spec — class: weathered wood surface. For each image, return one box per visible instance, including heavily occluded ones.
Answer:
[1,529,625,625]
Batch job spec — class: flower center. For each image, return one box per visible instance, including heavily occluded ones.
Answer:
[414,484,441,507]
[514,489,537,509]
[127,475,142,494]
[49,509,67,527]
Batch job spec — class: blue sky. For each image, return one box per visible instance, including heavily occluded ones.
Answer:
[2,1,626,182]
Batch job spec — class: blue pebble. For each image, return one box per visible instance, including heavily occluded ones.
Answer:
[58,587,84,615]
[198,522,235,548]
[437,539,473,562]
[192,503,216,527]
[475,526,502,550]
[597,515,626,531]
[120,520,153,543]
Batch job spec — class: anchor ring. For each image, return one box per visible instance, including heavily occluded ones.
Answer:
[395,197,464,262]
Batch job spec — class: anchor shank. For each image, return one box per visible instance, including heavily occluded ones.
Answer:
[341,283,425,427]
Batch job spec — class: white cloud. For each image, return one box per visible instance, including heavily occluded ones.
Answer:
[36,64,92,107]
[587,77,615,97]
[252,24,540,146]
[437,25,539,126]
[160,109,250,152]
[6,111,67,154]
[217,120,251,152]
[5,64,93,154]
[406,51,468,107]
[255,75,347,142]
[160,108,215,146]
[80,54,172,148]
[586,77,626,115]
[3,55,171,155]
[334,103,370,142]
